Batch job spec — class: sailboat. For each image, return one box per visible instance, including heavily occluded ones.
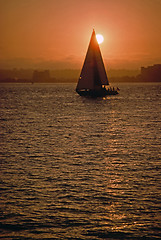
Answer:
[76,29,119,97]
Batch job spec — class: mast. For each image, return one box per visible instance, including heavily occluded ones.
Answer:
[76,29,109,90]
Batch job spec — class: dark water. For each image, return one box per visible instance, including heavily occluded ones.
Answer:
[0,83,161,239]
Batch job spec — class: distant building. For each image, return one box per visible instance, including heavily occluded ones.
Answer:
[140,64,161,82]
[32,70,50,82]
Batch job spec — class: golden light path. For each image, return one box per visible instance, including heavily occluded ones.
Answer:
[96,34,104,44]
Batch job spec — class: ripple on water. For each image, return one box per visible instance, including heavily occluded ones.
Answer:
[0,83,161,239]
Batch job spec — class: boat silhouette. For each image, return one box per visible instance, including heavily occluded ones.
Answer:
[76,29,119,97]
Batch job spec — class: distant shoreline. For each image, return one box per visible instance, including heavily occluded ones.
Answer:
[0,64,161,83]
[0,77,160,84]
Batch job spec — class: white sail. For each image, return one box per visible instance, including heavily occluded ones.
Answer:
[76,29,109,90]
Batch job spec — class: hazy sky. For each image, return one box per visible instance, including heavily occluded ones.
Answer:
[0,0,161,69]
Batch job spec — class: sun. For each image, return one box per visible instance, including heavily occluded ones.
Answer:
[96,34,104,44]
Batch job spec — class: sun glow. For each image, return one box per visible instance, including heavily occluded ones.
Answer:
[96,34,104,44]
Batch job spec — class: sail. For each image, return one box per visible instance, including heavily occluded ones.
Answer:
[76,29,109,90]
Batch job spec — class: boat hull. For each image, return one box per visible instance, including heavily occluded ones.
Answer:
[76,89,118,98]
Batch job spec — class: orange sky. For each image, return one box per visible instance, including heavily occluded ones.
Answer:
[0,0,161,69]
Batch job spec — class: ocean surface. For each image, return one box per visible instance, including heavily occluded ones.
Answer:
[0,83,161,240]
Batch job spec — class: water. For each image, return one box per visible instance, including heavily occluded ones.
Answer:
[0,83,161,239]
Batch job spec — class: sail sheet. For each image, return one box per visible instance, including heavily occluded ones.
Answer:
[76,30,109,90]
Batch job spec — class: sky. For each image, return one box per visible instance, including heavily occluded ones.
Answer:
[0,0,161,69]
